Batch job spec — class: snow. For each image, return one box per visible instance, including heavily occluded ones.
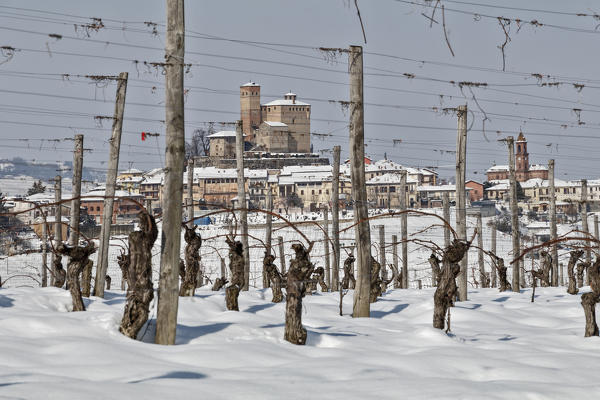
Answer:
[263,121,288,128]
[262,99,310,106]
[1,285,600,399]
[3,210,600,398]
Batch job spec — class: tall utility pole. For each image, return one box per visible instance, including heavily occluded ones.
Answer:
[594,215,599,262]
[442,191,450,248]
[235,120,250,291]
[477,212,485,287]
[95,72,128,297]
[264,189,273,289]
[187,158,195,228]
[400,170,408,289]
[41,212,48,287]
[581,179,591,280]
[156,0,185,346]
[323,206,331,288]
[51,175,62,287]
[331,145,341,292]
[456,105,468,301]
[68,134,83,247]
[349,45,371,318]
[548,159,558,286]
[506,136,520,292]
[491,222,497,288]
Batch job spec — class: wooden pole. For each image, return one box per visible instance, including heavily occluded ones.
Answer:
[235,120,250,291]
[379,224,387,284]
[491,222,497,288]
[264,189,273,289]
[278,236,286,275]
[456,104,468,300]
[51,175,62,287]
[477,212,485,287]
[331,145,341,292]
[507,136,521,292]
[595,215,599,262]
[349,45,371,318]
[323,206,331,289]
[442,191,450,248]
[549,159,558,286]
[187,158,194,228]
[582,179,591,285]
[220,257,227,280]
[392,234,400,288]
[155,0,185,346]
[95,71,128,297]
[41,212,48,287]
[559,262,564,286]
[400,170,408,289]
[68,134,83,247]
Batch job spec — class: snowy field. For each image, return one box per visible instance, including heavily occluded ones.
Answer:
[1,286,600,399]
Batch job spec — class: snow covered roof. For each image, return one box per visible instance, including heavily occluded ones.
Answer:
[263,99,310,106]
[285,92,296,96]
[520,178,547,189]
[417,184,470,192]
[263,121,288,128]
[486,165,509,173]
[119,168,143,175]
[241,81,259,87]
[82,189,142,201]
[366,173,417,185]
[280,165,332,176]
[485,182,509,191]
[529,164,548,171]
[208,130,238,138]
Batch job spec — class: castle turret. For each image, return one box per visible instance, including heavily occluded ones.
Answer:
[240,82,261,142]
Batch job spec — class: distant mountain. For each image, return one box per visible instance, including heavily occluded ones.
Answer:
[0,157,105,196]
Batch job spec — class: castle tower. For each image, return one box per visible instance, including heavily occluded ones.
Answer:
[515,131,529,181]
[240,82,261,142]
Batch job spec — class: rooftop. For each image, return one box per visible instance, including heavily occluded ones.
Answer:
[241,81,259,87]
[263,99,310,106]
[263,121,288,128]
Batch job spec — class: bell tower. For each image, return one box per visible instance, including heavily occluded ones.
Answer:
[515,131,529,181]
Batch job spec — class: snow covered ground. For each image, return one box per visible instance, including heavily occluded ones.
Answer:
[1,285,600,399]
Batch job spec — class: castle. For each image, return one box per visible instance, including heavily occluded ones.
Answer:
[486,132,548,182]
[240,82,311,153]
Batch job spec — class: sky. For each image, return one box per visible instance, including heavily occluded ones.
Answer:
[1,0,600,181]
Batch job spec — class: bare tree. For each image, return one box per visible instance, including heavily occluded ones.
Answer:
[185,127,212,160]
[567,250,584,295]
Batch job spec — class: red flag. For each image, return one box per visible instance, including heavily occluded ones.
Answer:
[141,131,146,141]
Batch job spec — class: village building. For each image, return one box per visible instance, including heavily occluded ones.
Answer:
[366,173,418,209]
[465,180,484,202]
[417,185,472,208]
[80,188,143,224]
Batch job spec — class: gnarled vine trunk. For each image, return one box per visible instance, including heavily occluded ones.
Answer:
[225,236,244,311]
[341,254,356,290]
[119,212,158,339]
[117,250,130,290]
[433,239,472,330]
[284,243,314,345]
[429,253,441,287]
[56,242,96,312]
[494,256,511,292]
[577,261,589,289]
[567,250,584,295]
[264,253,283,302]
[52,256,66,288]
[212,277,228,291]
[582,258,600,337]
[180,226,202,296]
[312,266,328,293]
[370,257,382,303]
[81,259,93,297]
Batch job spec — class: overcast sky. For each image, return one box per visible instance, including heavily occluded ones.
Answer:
[1,0,600,181]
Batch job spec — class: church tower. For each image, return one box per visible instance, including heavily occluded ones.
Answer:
[240,82,261,142]
[515,131,529,181]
